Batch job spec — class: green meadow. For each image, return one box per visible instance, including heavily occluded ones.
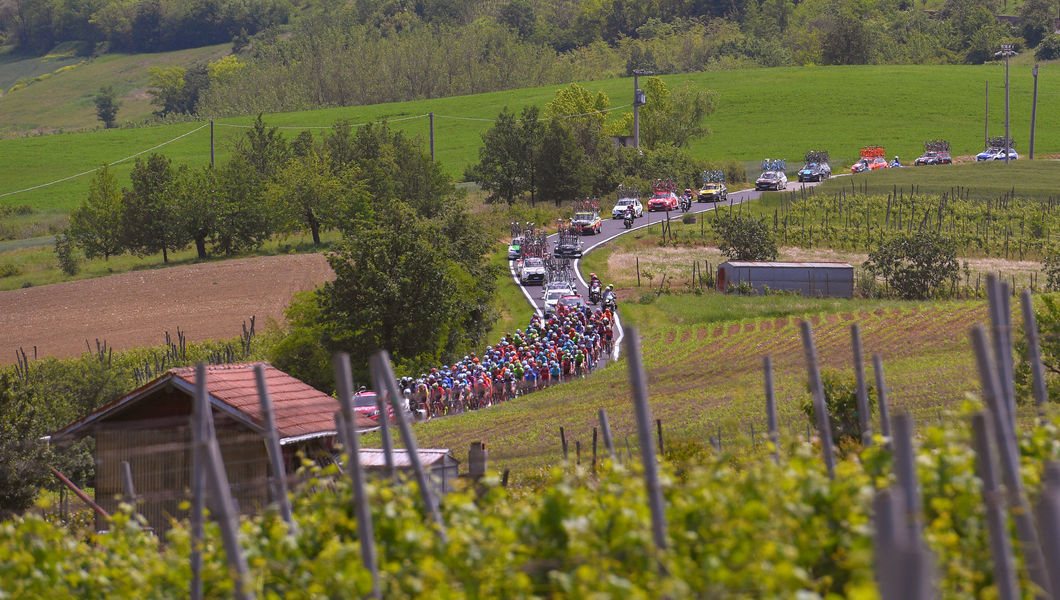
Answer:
[3,63,1059,219]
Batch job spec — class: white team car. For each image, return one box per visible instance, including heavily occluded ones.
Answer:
[612,197,644,219]
[518,257,546,285]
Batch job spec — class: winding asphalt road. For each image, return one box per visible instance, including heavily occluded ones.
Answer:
[507,180,825,359]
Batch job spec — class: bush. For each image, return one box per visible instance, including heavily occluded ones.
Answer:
[863,231,958,300]
[54,233,80,276]
[712,212,777,261]
[801,369,875,444]
[1037,34,1060,61]
[681,213,697,224]
[0,263,20,278]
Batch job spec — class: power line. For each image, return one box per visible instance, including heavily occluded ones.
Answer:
[0,103,636,200]
[0,122,209,200]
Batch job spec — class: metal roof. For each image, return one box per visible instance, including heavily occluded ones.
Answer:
[358,449,457,468]
[721,261,853,269]
[52,363,376,441]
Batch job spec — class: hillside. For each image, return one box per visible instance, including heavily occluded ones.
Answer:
[401,301,989,472]
[3,63,1060,220]
[0,45,230,137]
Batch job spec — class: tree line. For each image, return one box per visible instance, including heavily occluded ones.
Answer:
[465,78,742,206]
[63,114,497,388]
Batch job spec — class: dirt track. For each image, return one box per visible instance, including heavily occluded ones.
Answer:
[0,254,335,364]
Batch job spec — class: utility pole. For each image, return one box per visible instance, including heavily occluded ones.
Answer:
[996,44,1017,164]
[210,120,215,168]
[1030,64,1040,159]
[428,112,435,162]
[984,81,988,152]
[632,69,651,150]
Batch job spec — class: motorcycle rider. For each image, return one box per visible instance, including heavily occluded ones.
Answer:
[602,284,617,311]
[891,156,901,168]
[589,272,602,303]
[624,204,635,228]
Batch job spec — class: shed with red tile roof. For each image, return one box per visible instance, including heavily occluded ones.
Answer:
[52,363,375,533]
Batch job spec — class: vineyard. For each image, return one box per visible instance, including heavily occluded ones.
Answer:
[760,183,1060,261]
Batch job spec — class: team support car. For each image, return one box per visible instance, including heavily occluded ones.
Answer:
[850,157,889,173]
[797,162,831,182]
[647,189,680,211]
[612,197,644,218]
[755,170,787,191]
[914,151,940,166]
[352,390,405,422]
[697,182,728,202]
[518,257,546,285]
[553,237,582,258]
[543,288,576,316]
[571,211,603,235]
[542,280,577,299]
[976,147,1019,161]
[507,236,523,260]
[555,295,586,313]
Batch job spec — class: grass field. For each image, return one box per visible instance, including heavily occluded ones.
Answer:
[819,160,1060,201]
[3,63,1060,220]
[399,297,1013,476]
[0,45,230,136]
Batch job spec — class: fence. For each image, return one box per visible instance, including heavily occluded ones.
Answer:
[23,275,1060,598]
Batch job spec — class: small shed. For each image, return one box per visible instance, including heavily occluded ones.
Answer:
[51,363,377,534]
[358,449,460,495]
[717,261,854,299]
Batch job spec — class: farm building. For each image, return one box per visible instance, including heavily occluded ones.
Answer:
[358,449,460,495]
[51,363,377,534]
[716,261,854,299]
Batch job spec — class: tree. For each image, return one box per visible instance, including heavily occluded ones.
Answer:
[626,77,717,150]
[147,65,188,117]
[1020,0,1056,48]
[68,165,125,261]
[211,157,275,256]
[93,86,120,128]
[266,149,358,245]
[863,231,958,299]
[801,370,875,444]
[712,212,777,261]
[314,202,495,379]
[235,114,291,179]
[121,153,185,263]
[464,107,534,205]
[171,165,217,260]
[536,118,587,205]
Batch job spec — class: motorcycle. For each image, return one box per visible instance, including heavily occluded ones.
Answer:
[589,281,602,304]
[623,212,634,229]
[680,195,692,213]
[602,292,618,313]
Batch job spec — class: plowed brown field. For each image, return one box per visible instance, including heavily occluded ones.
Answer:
[0,254,334,363]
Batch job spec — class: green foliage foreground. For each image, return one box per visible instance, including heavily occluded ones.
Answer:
[4,412,1060,597]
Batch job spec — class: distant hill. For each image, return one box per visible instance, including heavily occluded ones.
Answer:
[0,44,229,137]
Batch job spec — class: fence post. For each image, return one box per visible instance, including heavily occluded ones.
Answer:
[371,350,448,543]
[800,321,836,479]
[971,326,1053,599]
[656,419,665,455]
[625,327,668,553]
[253,365,296,534]
[872,354,893,442]
[764,355,780,464]
[190,367,206,600]
[1035,462,1060,597]
[560,427,569,461]
[891,414,923,540]
[598,409,616,460]
[972,412,1020,600]
[1020,289,1049,415]
[850,324,872,446]
[193,364,254,600]
[592,428,598,473]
